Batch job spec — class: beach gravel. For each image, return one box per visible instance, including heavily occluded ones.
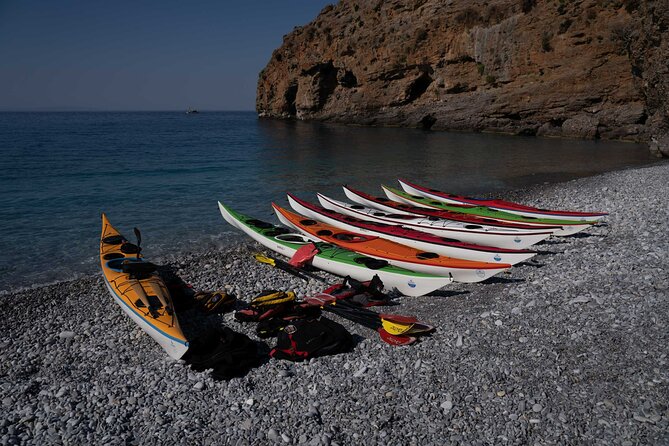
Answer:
[1,162,668,445]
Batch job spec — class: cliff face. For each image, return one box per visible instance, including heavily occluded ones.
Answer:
[256,0,669,156]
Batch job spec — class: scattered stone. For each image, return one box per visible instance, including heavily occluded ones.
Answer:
[353,366,367,378]
[1,163,668,444]
[569,296,591,304]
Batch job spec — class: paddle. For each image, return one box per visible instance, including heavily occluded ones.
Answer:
[253,253,327,283]
[333,298,419,324]
[321,300,434,335]
[133,227,142,259]
[303,295,416,346]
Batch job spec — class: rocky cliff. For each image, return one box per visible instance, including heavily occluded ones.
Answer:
[256,0,668,156]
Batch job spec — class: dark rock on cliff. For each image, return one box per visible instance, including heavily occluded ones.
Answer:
[256,0,669,156]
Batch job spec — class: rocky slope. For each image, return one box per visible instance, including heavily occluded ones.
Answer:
[257,0,668,156]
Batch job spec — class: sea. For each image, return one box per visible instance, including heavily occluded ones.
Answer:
[0,111,656,292]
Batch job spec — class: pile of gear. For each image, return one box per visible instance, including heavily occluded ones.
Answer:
[164,269,434,381]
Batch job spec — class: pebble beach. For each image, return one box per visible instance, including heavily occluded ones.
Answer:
[1,161,668,445]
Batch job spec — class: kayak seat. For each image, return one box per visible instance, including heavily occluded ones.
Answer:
[465,225,482,230]
[277,234,309,243]
[387,214,411,219]
[351,205,365,210]
[416,252,439,260]
[354,256,389,270]
[300,219,318,226]
[317,230,334,237]
[103,253,125,260]
[102,235,125,245]
[265,228,291,237]
[120,243,140,254]
[122,261,158,278]
[247,219,274,229]
[333,233,370,242]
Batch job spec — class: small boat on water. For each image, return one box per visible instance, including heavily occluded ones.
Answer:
[186,107,199,114]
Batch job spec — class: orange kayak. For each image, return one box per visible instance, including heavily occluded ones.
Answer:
[100,213,188,359]
[272,203,512,283]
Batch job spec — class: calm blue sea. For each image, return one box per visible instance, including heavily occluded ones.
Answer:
[0,111,655,291]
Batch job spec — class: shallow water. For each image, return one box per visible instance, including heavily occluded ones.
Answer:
[0,111,655,291]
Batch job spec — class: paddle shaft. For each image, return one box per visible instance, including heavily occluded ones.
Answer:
[253,253,327,283]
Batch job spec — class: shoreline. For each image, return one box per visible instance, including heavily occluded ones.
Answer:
[1,158,663,296]
[2,161,668,444]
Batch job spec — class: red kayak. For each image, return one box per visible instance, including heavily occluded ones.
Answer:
[398,179,608,222]
[286,193,537,265]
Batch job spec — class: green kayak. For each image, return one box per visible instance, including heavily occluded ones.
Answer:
[381,185,595,236]
[218,201,454,297]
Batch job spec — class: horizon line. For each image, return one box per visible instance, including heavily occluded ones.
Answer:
[0,108,257,113]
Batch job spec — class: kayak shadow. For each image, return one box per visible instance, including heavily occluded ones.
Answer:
[533,250,562,256]
[536,239,568,245]
[518,260,546,268]
[425,289,469,298]
[482,276,525,284]
[569,232,599,239]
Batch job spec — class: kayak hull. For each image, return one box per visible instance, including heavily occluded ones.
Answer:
[382,186,594,236]
[398,179,607,222]
[100,214,188,360]
[332,191,553,249]
[218,202,453,297]
[273,203,511,283]
[288,194,535,265]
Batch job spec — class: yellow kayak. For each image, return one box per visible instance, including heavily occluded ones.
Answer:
[99,213,188,359]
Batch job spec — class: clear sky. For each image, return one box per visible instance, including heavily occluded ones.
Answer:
[0,1,332,111]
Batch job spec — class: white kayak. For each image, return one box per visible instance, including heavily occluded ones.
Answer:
[321,192,553,250]
[398,178,608,222]
[381,185,593,236]
[287,193,536,265]
[218,201,454,297]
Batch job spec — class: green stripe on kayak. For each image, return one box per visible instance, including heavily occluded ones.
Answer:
[221,203,444,278]
[382,186,595,226]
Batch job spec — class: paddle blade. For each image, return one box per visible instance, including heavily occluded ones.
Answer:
[304,294,337,307]
[404,322,436,335]
[253,253,276,267]
[289,242,319,267]
[377,328,416,346]
[381,319,414,335]
[379,314,418,324]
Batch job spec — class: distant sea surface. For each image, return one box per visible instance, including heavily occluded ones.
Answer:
[0,111,655,291]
